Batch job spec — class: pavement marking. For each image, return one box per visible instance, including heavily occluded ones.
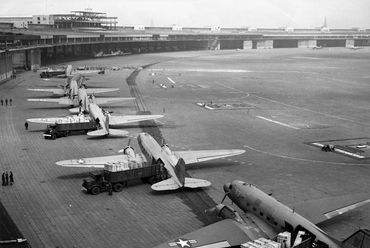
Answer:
[167,77,176,84]
[243,145,369,166]
[256,116,300,130]
[311,142,366,159]
[149,68,252,73]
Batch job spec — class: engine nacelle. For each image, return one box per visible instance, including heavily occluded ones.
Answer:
[123,146,135,158]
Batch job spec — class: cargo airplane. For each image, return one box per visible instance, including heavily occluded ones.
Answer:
[27,100,163,137]
[28,81,133,113]
[154,179,370,248]
[56,132,245,190]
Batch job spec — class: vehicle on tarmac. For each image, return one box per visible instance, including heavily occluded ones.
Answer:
[56,132,245,191]
[43,117,97,139]
[82,161,167,195]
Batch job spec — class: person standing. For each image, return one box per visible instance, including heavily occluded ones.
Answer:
[25,121,29,130]
[5,171,9,186]
[9,99,12,106]
[1,172,5,186]
[5,99,8,106]
[1,99,3,106]
[9,171,14,185]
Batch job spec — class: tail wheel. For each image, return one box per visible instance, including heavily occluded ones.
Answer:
[90,186,100,195]
[113,183,124,192]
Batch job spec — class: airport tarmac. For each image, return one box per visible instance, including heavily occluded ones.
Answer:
[0,48,369,247]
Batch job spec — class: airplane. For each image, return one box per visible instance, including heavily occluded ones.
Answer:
[312,45,323,49]
[56,132,245,190]
[153,179,370,248]
[28,74,88,96]
[27,101,164,137]
[347,45,362,50]
[28,83,133,113]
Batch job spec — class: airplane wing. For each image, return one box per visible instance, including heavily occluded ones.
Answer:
[109,115,163,125]
[27,88,65,95]
[85,88,120,95]
[293,193,370,225]
[27,117,70,124]
[174,149,245,164]
[152,219,257,248]
[27,98,73,105]
[55,154,128,168]
[94,97,135,105]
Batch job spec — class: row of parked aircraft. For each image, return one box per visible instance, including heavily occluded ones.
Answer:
[27,65,163,137]
[28,64,369,247]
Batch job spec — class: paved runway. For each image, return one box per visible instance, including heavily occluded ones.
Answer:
[0,48,369,247]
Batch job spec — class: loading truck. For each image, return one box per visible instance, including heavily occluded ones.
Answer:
[43,115,97,139]
[82,156,168,195]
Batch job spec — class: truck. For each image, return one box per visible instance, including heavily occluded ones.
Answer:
[43,119,97,139]
[82,162,168,195]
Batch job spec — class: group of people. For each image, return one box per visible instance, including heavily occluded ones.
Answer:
[1,98,13,106]
[2,171,14,186]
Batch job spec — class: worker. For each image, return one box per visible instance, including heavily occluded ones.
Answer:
[5,99,8,106]
[1,172,5,186]
[1,99,3,106]
[9,99,12,106]
[5,171,9,186]
[24,121,29,130]
[9,171,14,185]
[108,182,113,196]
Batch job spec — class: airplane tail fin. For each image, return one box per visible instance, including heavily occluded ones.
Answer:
[342,229,370,248]
[174,157,186,186]
[65,65,73,76]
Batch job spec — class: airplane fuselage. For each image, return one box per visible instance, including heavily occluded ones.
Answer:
[88,103,108,132]
[137,133,182,187]
[226,180,340,248]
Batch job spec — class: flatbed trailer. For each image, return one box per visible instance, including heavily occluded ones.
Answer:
[82,163,167,195]
[43,121,97,139]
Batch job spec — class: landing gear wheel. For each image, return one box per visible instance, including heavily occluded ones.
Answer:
[90,186,100,195]
[113,183,124,192]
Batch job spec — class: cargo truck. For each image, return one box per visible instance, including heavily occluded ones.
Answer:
[43,121,97,139]
[82,162,168,195]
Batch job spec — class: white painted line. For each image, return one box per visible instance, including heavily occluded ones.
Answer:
[256,116,300,130]
[334,148,365,159]
[167,77,176,84]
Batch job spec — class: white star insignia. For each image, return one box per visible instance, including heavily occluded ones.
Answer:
[175,239,191,248]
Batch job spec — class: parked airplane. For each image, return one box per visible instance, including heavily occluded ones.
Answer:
[28,74,88,96]
[56,132,245,190]
[347,45,362,50]
[28,83,133,113]
[312,45,323,49]
[154,180,370,248]
[27,102,163,137]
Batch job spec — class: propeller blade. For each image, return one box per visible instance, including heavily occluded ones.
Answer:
[221,193,228,204]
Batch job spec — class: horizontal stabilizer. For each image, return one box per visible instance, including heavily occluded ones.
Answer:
[184,177,211,188]
[27,98,73,105]
[28,88,65,95]
[87,129,109,137]
[106,129,129,136]
[109,115,164,125]
[85,88,120,94]
[151,177,211,191]
[151,178,180,191]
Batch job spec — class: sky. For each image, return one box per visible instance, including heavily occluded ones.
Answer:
[1,0,369,28]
